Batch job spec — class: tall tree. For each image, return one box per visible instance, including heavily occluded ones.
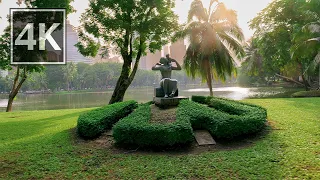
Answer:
[242,39,264,77]
[62,62,77,91]
[175,0,244,96]
[76,0,179,104]
[291,0,320,89]
[250,0,319,90]
[0,0,74,112]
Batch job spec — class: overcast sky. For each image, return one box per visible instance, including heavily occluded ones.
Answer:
[0,0,272,39]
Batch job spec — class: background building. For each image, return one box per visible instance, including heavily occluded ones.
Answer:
[66,22,93,64]
[139,40,186,70]
[170,39,186,65]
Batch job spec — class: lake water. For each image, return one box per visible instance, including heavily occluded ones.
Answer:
[0,86,294,111]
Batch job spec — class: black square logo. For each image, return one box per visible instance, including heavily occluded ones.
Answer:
[10,9,66,64]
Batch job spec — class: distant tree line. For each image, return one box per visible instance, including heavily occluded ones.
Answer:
[0,62,204,93]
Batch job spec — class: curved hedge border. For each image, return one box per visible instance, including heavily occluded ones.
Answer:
[77,100,138,138]
[190,96,267,138]
[80,96,267,146]
[112,104,194,147]
[112,96,267,146]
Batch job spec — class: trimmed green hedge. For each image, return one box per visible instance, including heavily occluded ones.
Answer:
[191,95,208,104]
[292,90,320,98]
[77,100,138,138]
[187,96,267,138]
[113,104,194,147]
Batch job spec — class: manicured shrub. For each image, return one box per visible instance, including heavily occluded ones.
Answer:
[191,95,208,104]
[113,104,194,147]
[186,96,267,138]
[112,96,267,147]
[77,100,138,138]
[291,90,320,98]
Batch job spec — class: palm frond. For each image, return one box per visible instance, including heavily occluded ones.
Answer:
[209,2,237,25]
[188,0,208,22]
[217,31,245,58]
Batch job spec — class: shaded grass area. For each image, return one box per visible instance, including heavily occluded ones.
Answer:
[0,98,320,179]
[247,87,303,99]
[292,90,320,98]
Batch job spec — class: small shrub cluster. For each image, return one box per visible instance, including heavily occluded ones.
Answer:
[292,90,320,98]
[77,100,138,138]
[113,104,194,147]
[185,96,267,138]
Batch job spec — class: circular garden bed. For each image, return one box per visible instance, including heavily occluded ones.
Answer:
[77,96,267,147]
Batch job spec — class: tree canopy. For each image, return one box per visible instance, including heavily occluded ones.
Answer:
[248,0,320,89]
[77,0,179,104]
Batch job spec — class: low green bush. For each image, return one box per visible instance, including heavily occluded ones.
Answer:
[291,90,320,98]
[113,104,194,147]
[77,100,138,138]
[187,96,267,138]
[191,95,208,104]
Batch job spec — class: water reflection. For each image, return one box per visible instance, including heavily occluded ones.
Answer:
[0,86,292,111]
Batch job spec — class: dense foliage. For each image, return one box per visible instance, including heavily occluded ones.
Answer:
[112,104,194,147]
[243,0,320,89]
[77,0,179,104]
[0,62,202,92]
[77,100,137,138]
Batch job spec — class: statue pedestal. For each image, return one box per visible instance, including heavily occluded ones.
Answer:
[154,87,178,98]
[153,96,189,108]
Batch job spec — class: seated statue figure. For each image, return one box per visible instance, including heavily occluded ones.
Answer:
[152,54,182,98]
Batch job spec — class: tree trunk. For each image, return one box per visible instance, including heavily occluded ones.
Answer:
[206,60,213,96]
[109,58,133,104]
[298,63,311,91]
[301,73,311,91]
[108,31,144,104]
[274,73,304,86]
[6,96,14,112]
[6,67,27,112]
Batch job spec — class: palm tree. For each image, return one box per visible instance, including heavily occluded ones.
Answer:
[62,62,77,91]
[242,39,263,76]
[176,0,244,96]
[291,0,320,89]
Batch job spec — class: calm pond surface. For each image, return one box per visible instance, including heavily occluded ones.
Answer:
[0,86,299,111]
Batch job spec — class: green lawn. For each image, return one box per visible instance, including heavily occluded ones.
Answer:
[1,98,320,179]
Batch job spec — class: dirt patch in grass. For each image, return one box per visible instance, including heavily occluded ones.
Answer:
[149,104,176,124]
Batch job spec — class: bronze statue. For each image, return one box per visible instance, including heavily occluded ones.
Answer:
[152,54,182,98]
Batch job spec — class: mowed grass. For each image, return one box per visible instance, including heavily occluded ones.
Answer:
[0,98,320,179]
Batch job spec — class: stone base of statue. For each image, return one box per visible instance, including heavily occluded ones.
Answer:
[153,96,189,108]
[154,87,179,98]
[153,87,188,107]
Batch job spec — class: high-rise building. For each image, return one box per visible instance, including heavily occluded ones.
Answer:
[163,45,170,56]
[139,50,162,70]
[138,40,187,70]
[170,39,186,65]
[66,22,93,64]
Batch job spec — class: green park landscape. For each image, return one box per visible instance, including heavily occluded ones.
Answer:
[1,0,320,179]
